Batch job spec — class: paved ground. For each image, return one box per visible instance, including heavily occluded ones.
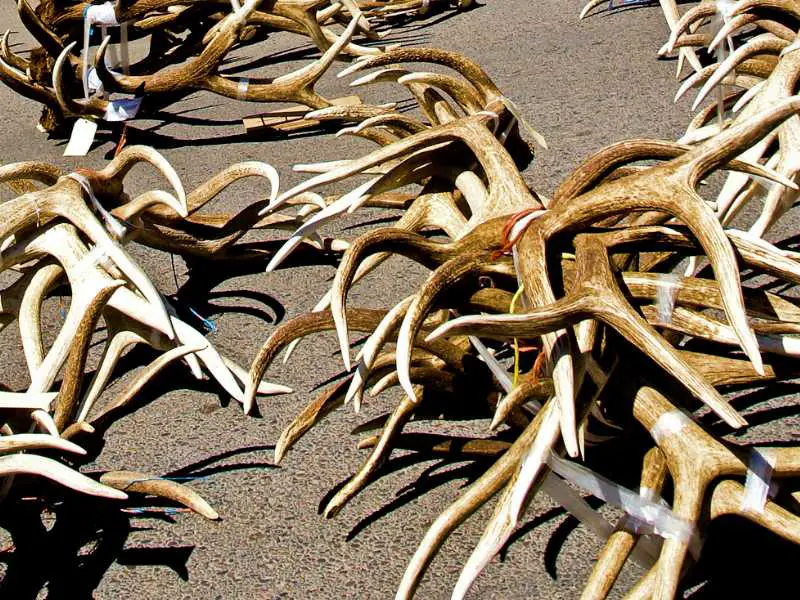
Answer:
[3,1,787,598]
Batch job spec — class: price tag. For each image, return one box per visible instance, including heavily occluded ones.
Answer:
[64,118,98,156]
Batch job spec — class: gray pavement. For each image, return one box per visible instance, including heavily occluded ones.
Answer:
[0,1,744,598]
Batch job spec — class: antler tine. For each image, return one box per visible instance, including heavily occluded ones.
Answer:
[274,376,351,464]
[123,161,278,223]
[330,226,495,370]
[346,296,415,411]
[272,150,478,273]
[18,262,64,378]
[731,0,800,23]
[16,0,64,57]
[0,47,61,109]
[0,161,63,186]
[683,95,800,187]
[692,33,789,110]
[0,433,86,455]
[52,42,108,118]
[396,71,484,113]
[93,144,186,213]
[87,343,203,427]
[0,30,29,71]
[204,8,361,107]
[337,112,428,138]
[322,393,418,518]
[75,327,149,422]
[338,47,503,105]
[674,62,725,104]
[397,395,560,600]
[51,279,125,431]
[665,2,718,54]
[261,117,476,214]
[99,470,220,519]
[245,308,389,412]
[0,454,127,499]
[579,0,608,19]
[395,252,513,402]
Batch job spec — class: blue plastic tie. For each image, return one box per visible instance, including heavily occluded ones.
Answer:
[188,307,217,334]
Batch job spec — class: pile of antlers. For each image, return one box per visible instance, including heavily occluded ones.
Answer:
[0,145,310,516]
[242,2,800,598]
[1,0,471,133]
[2,1,800,599]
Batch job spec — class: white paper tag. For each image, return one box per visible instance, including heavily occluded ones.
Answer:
[64,118,98,156]
[104,97,142,121]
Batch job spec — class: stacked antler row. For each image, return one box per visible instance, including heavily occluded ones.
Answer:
[0,0,370,133]
[0,0,477,135]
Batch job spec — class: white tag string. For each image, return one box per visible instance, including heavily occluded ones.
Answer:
[67,172,128,240]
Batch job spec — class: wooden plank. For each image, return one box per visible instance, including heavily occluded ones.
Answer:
[242,96,362,134]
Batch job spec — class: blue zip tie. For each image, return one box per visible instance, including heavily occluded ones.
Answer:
[123,506,190,515]
[188,307,217,334]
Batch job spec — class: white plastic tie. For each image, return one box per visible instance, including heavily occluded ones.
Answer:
[237,77,249,100]
[655,273,681,325]
[74,243,113,276]
[469,336,513,393]
[67,172,128,240]
[649,410,692,445]
[548,452,702,557]
[741,447,777,513]
[781,39,800,56]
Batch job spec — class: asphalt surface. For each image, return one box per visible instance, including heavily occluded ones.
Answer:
[1,1,780,598]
